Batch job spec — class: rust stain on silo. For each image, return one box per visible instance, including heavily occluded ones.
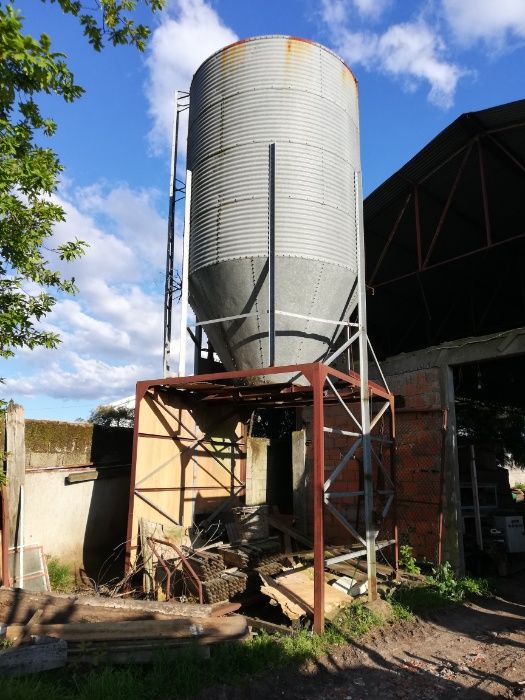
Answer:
[220,39,247,71]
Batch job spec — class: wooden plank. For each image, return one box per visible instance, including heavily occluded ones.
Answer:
[0,637,67,678]
[6,616,248,644]
[65,466,130,484]
[210,602,242,617]
[268,516,312,548]
[11,608,43,647]
[243,616,292,635]
[5,403,25,548]
[0,588,214,623]
[259,569,350,621]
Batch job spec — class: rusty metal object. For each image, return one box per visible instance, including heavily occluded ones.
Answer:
[127,363,395,633]
[147,537,204,605]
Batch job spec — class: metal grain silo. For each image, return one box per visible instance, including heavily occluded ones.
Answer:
[186,35,360,375]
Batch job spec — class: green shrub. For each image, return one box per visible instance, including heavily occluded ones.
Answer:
[47,557,75,593]
[392,561,491,613]
[399,544,421,574]
[428,562,490,602]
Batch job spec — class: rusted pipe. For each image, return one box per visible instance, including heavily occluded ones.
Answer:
[147,537,203,604]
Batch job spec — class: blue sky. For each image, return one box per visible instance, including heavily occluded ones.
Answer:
[3,0,525,420]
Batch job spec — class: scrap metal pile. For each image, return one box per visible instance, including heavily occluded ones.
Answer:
[138,506,395,621]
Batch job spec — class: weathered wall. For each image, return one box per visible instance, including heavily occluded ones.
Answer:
[386,368,447,563]
[24,420,132,469]
[24,469,130,577]
[4,415,133,579]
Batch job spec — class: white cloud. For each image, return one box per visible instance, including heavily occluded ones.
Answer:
[320,0,347,25]
[321,0,391,24]
[4,181,176,404]
[353,0,391,20]
[145,0,238,153]
[321,2,466,108]
[4,354,148,401]
[442,0,525,48]
[377,21,465,108]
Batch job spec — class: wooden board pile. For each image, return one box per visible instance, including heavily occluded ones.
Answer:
[190,536,286,603]
[232,505,270,540]
[0,588,249,676]
[220,536,281,569]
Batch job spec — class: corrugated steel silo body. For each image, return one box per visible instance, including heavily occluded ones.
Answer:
[187,36,360,375]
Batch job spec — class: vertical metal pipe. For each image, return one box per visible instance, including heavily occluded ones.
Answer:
[312,363,326,633]
[163,93,180,378]
[469,444,483,550]
[268,143,276,366]
[193,325,203,375]
[178,170,192,377]
[355,171,378,602]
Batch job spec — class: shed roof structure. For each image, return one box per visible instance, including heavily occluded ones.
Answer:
[365,99,525,358]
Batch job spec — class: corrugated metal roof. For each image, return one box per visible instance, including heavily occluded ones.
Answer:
[365,99,525,221]
[364,98,525,358]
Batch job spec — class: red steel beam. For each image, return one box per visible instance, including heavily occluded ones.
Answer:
[477,138,492,247]
[369,192,412,285]
[423,142,474,269]
[308,362,327,634]
[372,231,525,289]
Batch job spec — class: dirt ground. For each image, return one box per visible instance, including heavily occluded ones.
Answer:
[197,573,525,699]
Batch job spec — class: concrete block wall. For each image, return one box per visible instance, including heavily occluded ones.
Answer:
[4,415,133,579]
[245,437,270,505]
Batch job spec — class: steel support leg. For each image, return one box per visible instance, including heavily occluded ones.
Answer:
[312,363,327,633]
[355,171,378,602]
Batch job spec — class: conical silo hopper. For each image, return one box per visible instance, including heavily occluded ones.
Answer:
[187,35,360,377]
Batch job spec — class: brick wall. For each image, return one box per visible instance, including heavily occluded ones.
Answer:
[301,366,446,563]
[302,400,394,548]
[387,367,445,562]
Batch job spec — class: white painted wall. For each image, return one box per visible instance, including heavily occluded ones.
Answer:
[23,469,130,578]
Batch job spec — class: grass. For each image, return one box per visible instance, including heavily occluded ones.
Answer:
[0,565,491,699]
[46,557,75,593]
[391,562,491,614]
[0,602,386,699]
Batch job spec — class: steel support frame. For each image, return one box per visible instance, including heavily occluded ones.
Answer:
[163,91,189,378]
[126,361,395,635]
[370,125,525,291]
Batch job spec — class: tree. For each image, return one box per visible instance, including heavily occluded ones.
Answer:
[88,403,134,428]
[0,0,164,360]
